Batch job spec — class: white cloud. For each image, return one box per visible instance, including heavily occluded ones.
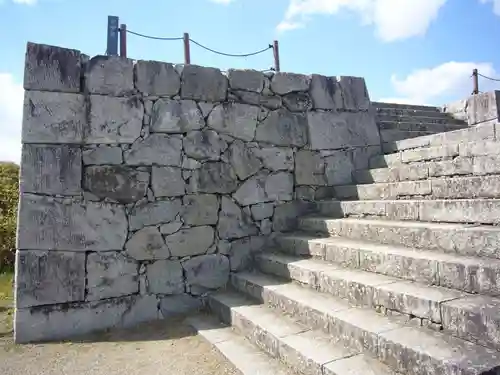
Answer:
[480,0,500,15]
[12,0,37,4]
[209,0,234,4]
[277,0,447,42]
[0,73,23,163]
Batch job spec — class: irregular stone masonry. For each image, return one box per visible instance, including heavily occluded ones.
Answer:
[15,42,382,343]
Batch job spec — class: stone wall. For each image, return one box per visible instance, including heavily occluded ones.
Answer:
[15,42,381,343]
[443,91,500,126]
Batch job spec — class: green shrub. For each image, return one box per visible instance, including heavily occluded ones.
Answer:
[0,162,19,272]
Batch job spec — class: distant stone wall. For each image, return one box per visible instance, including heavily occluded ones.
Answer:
[443,91,500,126]
[15,42,381,343]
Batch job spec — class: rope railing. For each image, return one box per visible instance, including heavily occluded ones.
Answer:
[471,68,500,94]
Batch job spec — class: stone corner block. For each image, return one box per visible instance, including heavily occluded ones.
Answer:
[270,72,311,95]
[85,55,134,96]
[467,90,500,125]
[135,60,181,96]
[180,64,228,102]
[227,69,265,93]
[336,76,371,111]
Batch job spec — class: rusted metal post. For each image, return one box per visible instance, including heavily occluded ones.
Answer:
[273,40,280,72]
[119,24,127,58]
[183,33,191,64]
[472,68,479,95]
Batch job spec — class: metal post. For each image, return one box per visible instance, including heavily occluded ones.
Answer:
[106,16,119,56]
[120,24,127,58]
[183,33,191,64]
[273,40,280,72]
[472,69,479,95]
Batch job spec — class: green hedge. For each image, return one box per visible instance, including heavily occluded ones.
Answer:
[0,162,19,272]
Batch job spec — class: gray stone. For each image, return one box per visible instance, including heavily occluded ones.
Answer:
[223,236,266,271]
[233,172,269,206]
[259,219,272,235]
[282,92,312,112]
[310,74,337,110]
[271,73,310,95]
[159,294,202,317]
[183,130,228,160]
[265,172,294,201]
[467,91,500,125]
[336,76,370,111]
[88,95,143,144]
[295,186,316,200]
[125,226,170,260]
[150,99,204,133]
[228,69,265,92]
[208,103,260,141]
[18,194,128,251]
[351,145,382,170]
[251,202,274,221]
[325,150,354,185]
[273,201,316,232]
[85,55,134,96]
[20,144,82,195]
[218,197,259,240]
[229,140,263,179]
[82,146,123,165]
[182,156,202,169]
[16,250,85,308]
[183,254,230,291]
[83,166,149,203]
[146,260,184,294]
[159,221,183,235]
[165,226,215,257]
[128,199,182,231]
[135,60,180,96]
[182,194,219,225]
[253,147,294,171]
[295,150,326,186]
[181,65,228,101]
[151,167,185,197]
[86,252,138,301]
[24,42,81,92]
[22,91,85,143]
[190,162,239,194]
[255,109,308,147]
[124,134,182,166]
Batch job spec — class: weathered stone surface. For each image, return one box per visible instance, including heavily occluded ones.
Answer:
[21,144,82,195]
[253,147,294,171]
[296,186,316,200]
[146,260,184,294]
[180,65,227,101]
[182,194,219,225]
[351,145,382,170]
[190,162,238,194]
[282,92,312,112]
[295,150,326,186]
[271,73,310,95]
[336,76,370,111]
[24,42,81,92]
[86,252,138,301]
[124,134,182,166]
[251,202,274,221]
[228,69,265,92]
[218,197,259,240]
[84,166,149,203]
[129,199,182,231]
[82,146,123,165]
[159,221,183,235]
[310,74,337,110]
[16,250,85,308]
[135,60,180,96]
[265,172,294,201]
[150,99,204,133]
[18,194,128,251]
[183,254,230,291]
[324,150,354,185]
[229,140,262,179]
[88,95,143,144]
[273,201,316,232]
[233,172,268,206]
[198,101,215,118]
[151,167,185,197]
[165,226,215,257]
[125,226,170,260]
[255,109,308,147]
[22,91,85,143]
[208,103,259,141]
[159,294,202,317]
[85,56,134,96]
[467,91,500,125]
[222,236,266,271]
[183,130,227,160]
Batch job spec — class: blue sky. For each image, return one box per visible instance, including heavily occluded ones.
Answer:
[1,0,500,162]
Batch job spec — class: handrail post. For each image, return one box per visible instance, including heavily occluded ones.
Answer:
[119,23,127,58]
[184,33,191,64]
[472,68,479,95]
[273,40,280,72]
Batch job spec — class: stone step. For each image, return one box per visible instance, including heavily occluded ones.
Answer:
[373,101,441,112]
[229,271,500,375]
[375,107,449,118]
[207,290,398,375]
[316,199,500,225]
[185,314,296,375]
[297,216,500,261]
[376,114,466,125]
[380,129,437,143]
[378,120,466,131]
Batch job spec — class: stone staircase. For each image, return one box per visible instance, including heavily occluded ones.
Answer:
[187,122,500,375]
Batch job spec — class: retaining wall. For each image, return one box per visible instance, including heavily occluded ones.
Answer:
[15,42,381,342]
[443,91,500,126]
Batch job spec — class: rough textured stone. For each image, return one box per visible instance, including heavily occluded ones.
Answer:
[24,42,81,92]
[21,144,82,195]
[336,76,370,111]
[85,56,134,96]
[255,109,308,147]
[325,150,354,185]
[229,140,263,179]
[310,74,337,110]
[232,172,268,206]
[224,236,267,271]
[295,150,326,186]
[182,194,219,225]
[159,221,183,235]
[218,197,259,240]
[128,199,182,231]
[251,202,274,221]
[124,134,182,166]
[351,145,382,170]
[146,260,184,294]
[273,201,316,232]
[135,60,180,96]
[190,162,238,194]
[16,250,85,308]
[254,147,294,171]
[84,166,149,203]
[181,65,228,101]
[208,103,259,141]
[183,130,228,160]
[82,146,123,165]
[22,91,85,143]
[150,99,204,133]
[86,252,138,301]
[265,172,294,201]
[18,194,128,251]
[228,69,265,92]
[159,294,202,317]
[151,167,185,197]
[183,254,230,291]
[125,226,170,260]
[282,92,312,112]
[271,73,310,95]
[165,226,215,257]
[88,95,143,144]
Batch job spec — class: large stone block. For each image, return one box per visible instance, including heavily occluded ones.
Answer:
[232,172,269,206]
[228,69,265,92]
[16,250,85,308]
[466,91,500,125]
[150,99,204,133]
[125,226,170,260]
[183,130,228,160]
[310,74,337,110]
[17,194,128,251]
[124,134,182,166]
[190,162,239,194]
[82,145,123,165]
[24,42,81,92]
[146,260,184,294]
[183,254,230,293]
[87,95,143,144]
[270,72,310,95]
[165,226,215,257]
[255,109,308,147]
[22,91,85,143]
[86,252,139,301]
[324,150,354,185]
[265,172,294,201]
[151,167,185,197]
[251,202,274,221]
[83,166,149,203]
[218,196,258,240]
[336,76,370,111]
[128,199,182,231]
[180,65,228,101]
[20,144,82,195]
[273,201,316,232]
[182,194,219,226]
[207,103,260,141]
[159,294,202,318]
[221,236,266,272]
[85,56,134,96]
[253,147,294,171]
[135,60,180,96]
[229,140,263,179]
[295,150,326,186]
